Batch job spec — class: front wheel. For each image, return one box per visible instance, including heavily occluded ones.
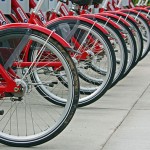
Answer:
[47,18,116,107]
[0,27,79,147]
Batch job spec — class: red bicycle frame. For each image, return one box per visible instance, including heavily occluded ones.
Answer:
[10,0,114,61]
[0,21,72,96]
[0,11,9,25]
[109,0,150,23]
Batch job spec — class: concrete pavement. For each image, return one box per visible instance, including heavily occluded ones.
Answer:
[0,54,150,150]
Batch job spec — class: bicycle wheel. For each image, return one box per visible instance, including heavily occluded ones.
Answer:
[100,15,137,78]
[122,11,150,59]
[46,18,116,107]
[0,26,79,147]
[91,17,128,87]
[115,13,143,62]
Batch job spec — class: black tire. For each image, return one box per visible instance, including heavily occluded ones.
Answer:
[46,18,116,107]
[0,27,79,147]
[92,18,128,87]
[123,11,150,60]
[104,16,137,78]
[116,14,143,62]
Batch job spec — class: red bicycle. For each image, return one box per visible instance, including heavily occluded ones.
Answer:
[45,0,138,79]
[109,0,150,59]
[0,9,80,148]
[5,0,118,107]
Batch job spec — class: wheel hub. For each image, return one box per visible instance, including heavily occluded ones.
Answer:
[12,79,28,98]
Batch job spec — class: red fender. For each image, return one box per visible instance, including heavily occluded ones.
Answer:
[45,16,109,35]
[146,6,150,9]
[107,11,137,24]
[0,23,72,49]
[120,9,149,22]
[132,7,150,13]
[80,14,122,30]
[98,12,131,27]
[132,7,150,19]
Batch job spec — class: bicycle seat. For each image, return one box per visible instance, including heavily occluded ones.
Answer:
[70,0,93,5]
[92,0,103,5]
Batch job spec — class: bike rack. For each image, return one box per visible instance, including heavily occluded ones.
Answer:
[144,0,148,6]
[18,0,29,13]
[49,0,57,11]
[117,0,129,7]
[0,0,11,14]
[34,0,49,12]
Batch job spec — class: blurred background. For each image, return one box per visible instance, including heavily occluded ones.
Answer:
[132,0,150,5]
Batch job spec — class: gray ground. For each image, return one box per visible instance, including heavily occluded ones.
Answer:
[1,53,150,150]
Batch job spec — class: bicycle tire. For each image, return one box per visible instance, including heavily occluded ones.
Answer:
[100,15,137,78]
[46,18,116,107]
[0,27,79,147]
[122,11,150,59]
[91,18,128,86]
[115,13,143,62]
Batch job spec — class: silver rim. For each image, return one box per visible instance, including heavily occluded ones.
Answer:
[0,33,75,142]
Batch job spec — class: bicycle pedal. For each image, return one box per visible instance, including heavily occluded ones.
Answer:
[0,110,4,115]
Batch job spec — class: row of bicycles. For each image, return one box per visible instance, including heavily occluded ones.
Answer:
[0,0,149,147]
